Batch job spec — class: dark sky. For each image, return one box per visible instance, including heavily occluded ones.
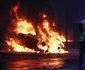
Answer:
[0,0,50,16]
[0,0,85,20]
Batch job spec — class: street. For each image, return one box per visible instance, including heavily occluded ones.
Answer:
[0,49,85,70]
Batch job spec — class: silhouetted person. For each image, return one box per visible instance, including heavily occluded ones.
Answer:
[78,20,85,68]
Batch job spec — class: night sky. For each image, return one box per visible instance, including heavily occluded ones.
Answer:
[0,0,50,16]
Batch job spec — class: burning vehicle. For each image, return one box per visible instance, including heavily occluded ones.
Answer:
[0,1,69,54]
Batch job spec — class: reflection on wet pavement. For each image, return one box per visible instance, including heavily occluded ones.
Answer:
[0,50,80,70]
[6,58,65,70]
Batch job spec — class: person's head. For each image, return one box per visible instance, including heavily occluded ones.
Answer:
[80,19,85,32]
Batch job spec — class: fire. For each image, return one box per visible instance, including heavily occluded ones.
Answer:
[6,38,34,52]
[37,19,67,53]
[15,20,36,35]
[10,2,20,19]
[5,2,68,53]
[42,14,47,18]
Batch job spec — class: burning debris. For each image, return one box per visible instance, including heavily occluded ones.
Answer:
[4,2,68,54]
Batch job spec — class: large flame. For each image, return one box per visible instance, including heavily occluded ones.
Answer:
[6,38,34,52]
[15,20,36,35]
[5,2,68,53]
[37,19,67,53]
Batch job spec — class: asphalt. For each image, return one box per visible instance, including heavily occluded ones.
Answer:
[0,48,85,70]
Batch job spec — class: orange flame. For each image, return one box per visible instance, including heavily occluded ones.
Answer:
[10,2,20,19]
[37,19,68,53]
[15,20,36,35]
[42,14,47,18]
[5,2,68,53]
[6,38,34,52]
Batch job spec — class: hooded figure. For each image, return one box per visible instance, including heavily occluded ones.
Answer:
[78,19,85,68]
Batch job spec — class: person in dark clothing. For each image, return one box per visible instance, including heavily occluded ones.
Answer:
[78,22,85,68]
[79,23,83,33]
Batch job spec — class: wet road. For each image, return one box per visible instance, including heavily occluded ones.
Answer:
[0,49,85,70]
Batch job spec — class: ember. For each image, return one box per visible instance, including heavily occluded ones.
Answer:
[4,2,68,53]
